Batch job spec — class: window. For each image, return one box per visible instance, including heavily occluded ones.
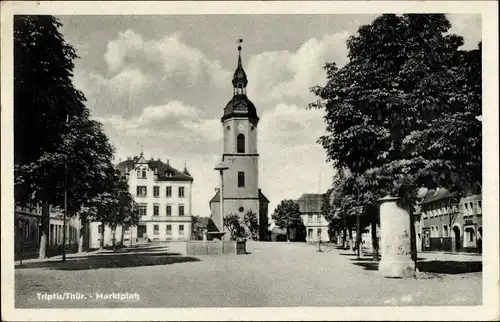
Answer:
[179,205,185,217]
[98,224,102,234]
[237,134,245,153]
[136,169,141,178]
[124,226,130,233]
[478,200,482,209]
[166,225,172,235]
[308,228,313,237]
[179,225,185,235]
[142,169,147,178]
[178,186,185,198]
[317,228,322,237]
[136,186,147,197]
[153,186,160,197]
[166,205,172,216]
[308,214,313,223]
[443,225,448,237]
[166,186,172,197]
[238,172,245,187]
[153,225,159,235]
[153,204,159,216]
[137,204,147,217]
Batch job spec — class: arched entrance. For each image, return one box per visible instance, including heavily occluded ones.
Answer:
[453,226,461,251]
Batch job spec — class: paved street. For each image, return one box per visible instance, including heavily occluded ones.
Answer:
[15,242,482,308]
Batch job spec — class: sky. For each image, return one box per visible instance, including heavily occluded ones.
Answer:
[57,14,481,219]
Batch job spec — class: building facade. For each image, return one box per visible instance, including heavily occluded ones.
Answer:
[14,204,81,259]
[296,193,329,243]
[419,188,482,252]
[88,154,194,248]
[209,44,269,241]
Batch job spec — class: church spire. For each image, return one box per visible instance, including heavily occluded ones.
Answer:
[232,39,248,96]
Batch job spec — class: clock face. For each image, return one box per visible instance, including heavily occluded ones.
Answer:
[237,124,245,131]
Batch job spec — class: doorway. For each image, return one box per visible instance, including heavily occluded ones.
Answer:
[137,225,147,238]
[453,226,461,251]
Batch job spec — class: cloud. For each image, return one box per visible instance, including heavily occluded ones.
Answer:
[104,29,231,87]
[259,103,326,148]
[258,103,334,214]
[447,14,482,49]
[246,32,350,106]
[94,100,222,156]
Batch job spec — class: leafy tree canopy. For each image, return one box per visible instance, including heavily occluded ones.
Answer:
[310,14,482,200]
[271,199,303,230]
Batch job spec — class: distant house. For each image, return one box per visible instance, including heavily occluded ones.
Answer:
[270,226,287,242]
[419,187,482,253]
[296,193,329,243]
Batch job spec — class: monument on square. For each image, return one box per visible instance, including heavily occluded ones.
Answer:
[378,195,415,278]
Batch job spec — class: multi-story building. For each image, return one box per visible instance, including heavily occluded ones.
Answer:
[14,204,81,259]
[419,187,482,252]
[88,153,194,248]
[296,193,329,243]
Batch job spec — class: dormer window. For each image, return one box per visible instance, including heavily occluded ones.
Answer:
[142,169,147,178]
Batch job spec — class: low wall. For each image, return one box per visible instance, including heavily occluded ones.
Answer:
[165,240,240,256]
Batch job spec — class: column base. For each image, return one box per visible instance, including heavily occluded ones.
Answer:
[379,258,415,278]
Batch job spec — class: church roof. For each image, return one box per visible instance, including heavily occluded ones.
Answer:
[209,189,269,204]
[232,47,248,87]
[222,44,259,124]
[116,156,193,182]
[222,95,259,123]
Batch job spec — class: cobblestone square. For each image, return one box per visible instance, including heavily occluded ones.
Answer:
[15,242,482,308]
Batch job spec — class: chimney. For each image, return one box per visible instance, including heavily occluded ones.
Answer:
[127,156,132,160]
[150,157,154,161]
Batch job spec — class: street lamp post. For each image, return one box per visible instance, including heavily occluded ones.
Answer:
[214,161,229,254]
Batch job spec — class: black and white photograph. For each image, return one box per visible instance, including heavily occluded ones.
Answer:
[1,1,498,321]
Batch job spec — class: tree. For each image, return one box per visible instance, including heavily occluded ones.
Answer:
[271,200,303,242]
[243,211,259,241]
[310,14,481,264]
[14,16,118,258]
[224,214,248,241]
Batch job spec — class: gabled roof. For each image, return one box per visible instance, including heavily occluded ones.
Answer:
[259,189,269,203]
[116,156,193,182]
[209,189,269,204]
[419,188,458,205]
[296,193,323,213]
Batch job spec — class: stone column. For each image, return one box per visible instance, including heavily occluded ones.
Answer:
[378,195,415,278]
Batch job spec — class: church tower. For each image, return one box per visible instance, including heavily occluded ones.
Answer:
[209,42,269,241]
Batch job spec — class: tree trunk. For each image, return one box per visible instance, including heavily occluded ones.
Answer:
[409,212,417,263]
[38,203,50,260]
[77,217,85,253]
[286,227,290,242]
[342,227,347,248]
[120,225,125,247]
[348,227,353,252]
[371,219,379,261]
[356,213,361,258]
[100,221,105,249]
[112,228,116,247]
